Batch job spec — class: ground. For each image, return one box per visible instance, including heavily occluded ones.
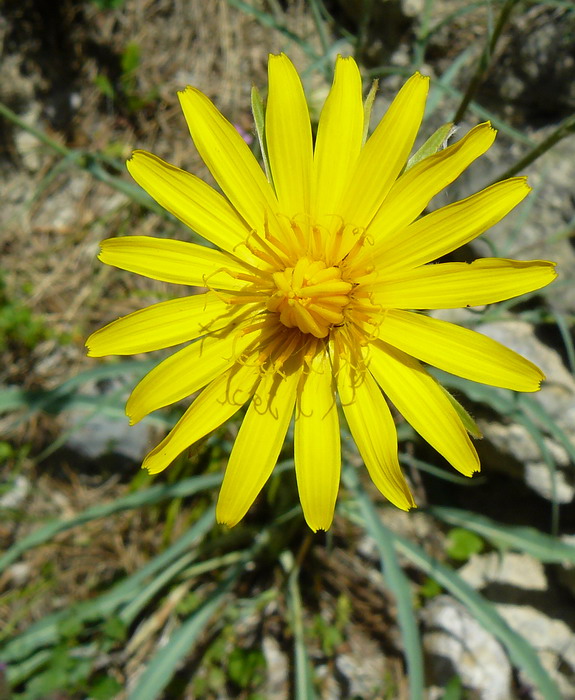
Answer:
[1,1,575,698]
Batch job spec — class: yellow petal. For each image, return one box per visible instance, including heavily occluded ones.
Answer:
[294,349,340,531]
[126,324,255,424]
[86,292,244,356]
[337,361,415,510]
[216,365,302,527]
[373,258,557,309]
[266,54,313,218]
[126,151,254,260]
[312,55,363,223]
[178,87,285,243]
[377,310,544,391]
[373,178,531,273]
[98,236,250,290]
[368,341,480,476]
[338,72,429,230]
[368,122,496,243]
[142,362,261,474]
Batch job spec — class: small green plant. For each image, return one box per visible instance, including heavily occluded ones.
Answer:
[93,41,158,114]
[446,528,484,561]
[311,594,351,656]
[89,0,125,9]
[228,647,266,691]
[0,276,50,353]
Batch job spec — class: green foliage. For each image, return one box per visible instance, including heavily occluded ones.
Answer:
[311,594,351,656]
[419,577,443,599]
[0,276,49,353]
[446,528,485,561]
[1,1,573,698]
[228,647,266,689]
[441,675,465,700]
[93,41,158,114]
[89,0,125,9]
[11,610,127,699]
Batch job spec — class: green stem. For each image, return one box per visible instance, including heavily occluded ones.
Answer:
[489,113,575,184]
[0,99,165,214]
[0,100,75,160]
[453,0,521,124]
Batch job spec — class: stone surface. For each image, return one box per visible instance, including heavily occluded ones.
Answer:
[422,595,512,700]
[459,552,547,592]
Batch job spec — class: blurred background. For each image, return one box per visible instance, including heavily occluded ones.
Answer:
[1,0,575,698]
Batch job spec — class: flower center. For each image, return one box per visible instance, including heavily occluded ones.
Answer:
[265,257,353,338]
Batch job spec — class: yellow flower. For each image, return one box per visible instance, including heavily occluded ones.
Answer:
[87,54,556,531]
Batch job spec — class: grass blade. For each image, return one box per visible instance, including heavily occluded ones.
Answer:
[2,509,216,669]
[0,474,221,575]
[429,506,575,564]
[343,467,425,700]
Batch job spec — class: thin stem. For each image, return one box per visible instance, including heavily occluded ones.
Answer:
[309,0,330,57]
[453,0,521,124]
[0,99,166,214]
[0,100,74,160]
[412,0,435,69]
[489,113,575,184]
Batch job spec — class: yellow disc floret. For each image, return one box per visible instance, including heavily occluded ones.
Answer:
[265,257,352,338]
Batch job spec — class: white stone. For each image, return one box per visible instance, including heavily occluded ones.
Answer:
[459,552,547,592]
[422,596,512,700]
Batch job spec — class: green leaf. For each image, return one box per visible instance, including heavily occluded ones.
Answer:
[251,86,271,182]
[362,79,379,145]
[405,122,456,171]
[419,577,442,599]
[441,675,464,700]
[1,509,215,670]
[126,533,270,700]
[441,387,482,438]
[446,528,484,561]
[121,42,140,75]
[431,507,575,564]
[89,675,124,700]
[282,551,317,700]
[94,74,115,99]
[343,466,425,700]
[102,616,128,642]
[228,648,266,688]
[0,474,221,577]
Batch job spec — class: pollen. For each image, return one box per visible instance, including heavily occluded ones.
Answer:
[265,257,353,338]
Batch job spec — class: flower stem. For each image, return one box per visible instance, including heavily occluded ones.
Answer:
[453,0,521,124]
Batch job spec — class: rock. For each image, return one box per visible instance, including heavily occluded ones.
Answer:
[422,595,512,699]
[65,408,151,462]
[436,319,575,505]
[0,474,30,509]
[497,605,575,699]
[459,552,547,593]
[335,630,389,699]
[63,378,152,462]
[261,635,289,700]
[456,550,575,698]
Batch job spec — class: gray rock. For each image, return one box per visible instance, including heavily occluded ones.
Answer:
[459,552,547,593]
[422,595,512,699]
[0,474,30,509]
[474,321,575,504]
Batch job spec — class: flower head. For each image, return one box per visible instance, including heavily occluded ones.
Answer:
[87,54,556,531]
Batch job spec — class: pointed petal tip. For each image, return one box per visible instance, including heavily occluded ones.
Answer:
[141,457,167,476]
[126,406,140,426]
[305,518,332,533]
[412,71,430,85]
[215,510,239,528]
